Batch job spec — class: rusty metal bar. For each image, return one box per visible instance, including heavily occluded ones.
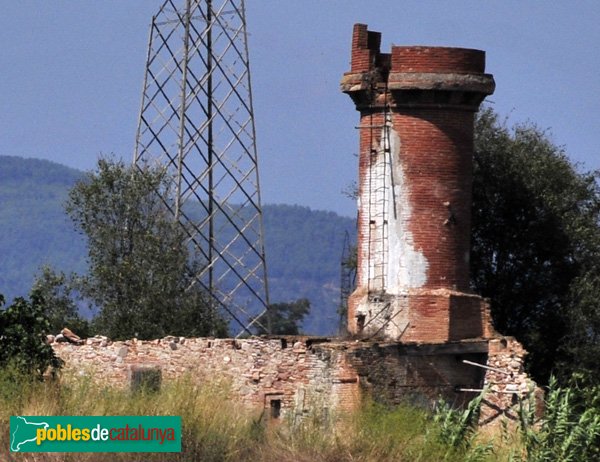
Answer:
[462,359,512,375]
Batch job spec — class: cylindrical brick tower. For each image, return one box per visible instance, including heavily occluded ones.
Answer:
[341,24,495,343]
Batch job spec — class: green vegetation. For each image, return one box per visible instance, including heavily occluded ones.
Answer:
[433,391,490,457]
[0,371,489,462]
[472,108,600,385]
[0,292,62,378]
[30,266,90,337]
[515,377,600,462]
[63,158,225,340]
[1,371,598,461]
[255,299,311,335]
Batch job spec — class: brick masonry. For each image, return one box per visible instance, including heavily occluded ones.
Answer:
[480,337,543,426]
[341,24,496,343]
[51,334,532,426]
[52,336,358,421]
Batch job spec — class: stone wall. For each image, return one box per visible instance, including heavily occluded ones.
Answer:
[480,337,542,426]
[52,336,358,421]
[51,334,533,426]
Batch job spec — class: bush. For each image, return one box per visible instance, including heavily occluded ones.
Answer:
[0,291,62,378]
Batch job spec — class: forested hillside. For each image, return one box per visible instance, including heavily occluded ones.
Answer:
[0,156,87,298]
[0,156,355,335]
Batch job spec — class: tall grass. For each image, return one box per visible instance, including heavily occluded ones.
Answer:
[1,370,262,462]
[4,369,595,461]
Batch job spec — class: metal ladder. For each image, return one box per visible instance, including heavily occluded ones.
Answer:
[367,116,391,294]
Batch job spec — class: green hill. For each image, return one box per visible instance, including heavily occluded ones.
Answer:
[0,156,355,335]
[0,156,87,299]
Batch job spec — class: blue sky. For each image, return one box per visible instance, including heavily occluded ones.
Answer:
[1,1,598,217]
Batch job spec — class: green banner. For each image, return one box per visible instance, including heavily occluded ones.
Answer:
[10,416,181,453]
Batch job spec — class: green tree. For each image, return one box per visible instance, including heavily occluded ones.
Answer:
[0,292,63,378]
[31,266,90,337]
[65,158,225,340]
[255,299,311,335]
[472,108,600,384]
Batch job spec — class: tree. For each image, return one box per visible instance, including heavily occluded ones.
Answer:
[31,266,90,337]
[471,108,600,384]
[0,291,63,378]
[65,158,225,340]
[255,299,311,335]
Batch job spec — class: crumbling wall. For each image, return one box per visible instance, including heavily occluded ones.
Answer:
[345,341,487,408]
[51,335,532,426]
[480,337,541,426]
[52,336,359,421]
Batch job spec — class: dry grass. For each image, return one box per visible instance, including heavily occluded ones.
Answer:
[1,369,515,462]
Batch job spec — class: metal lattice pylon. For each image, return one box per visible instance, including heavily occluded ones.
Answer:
[133,0,270,336]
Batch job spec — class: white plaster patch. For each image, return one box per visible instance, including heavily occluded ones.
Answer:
[385,119,428,292]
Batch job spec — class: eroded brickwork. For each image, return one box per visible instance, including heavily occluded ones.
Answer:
[52,336,357,421]
[51,335,533,427]
[341,24,495,342]
[480,337,542,426]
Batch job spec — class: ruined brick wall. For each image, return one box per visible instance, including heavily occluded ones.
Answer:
[51,335,531,425]
[52,336,358,421]
[341,24,495,343]
[345,340,488,408]
[480,337,542,426]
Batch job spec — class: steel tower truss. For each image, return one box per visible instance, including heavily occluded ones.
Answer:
[133,0,270,336]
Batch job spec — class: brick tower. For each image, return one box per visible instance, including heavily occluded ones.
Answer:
[341,24,495,343]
